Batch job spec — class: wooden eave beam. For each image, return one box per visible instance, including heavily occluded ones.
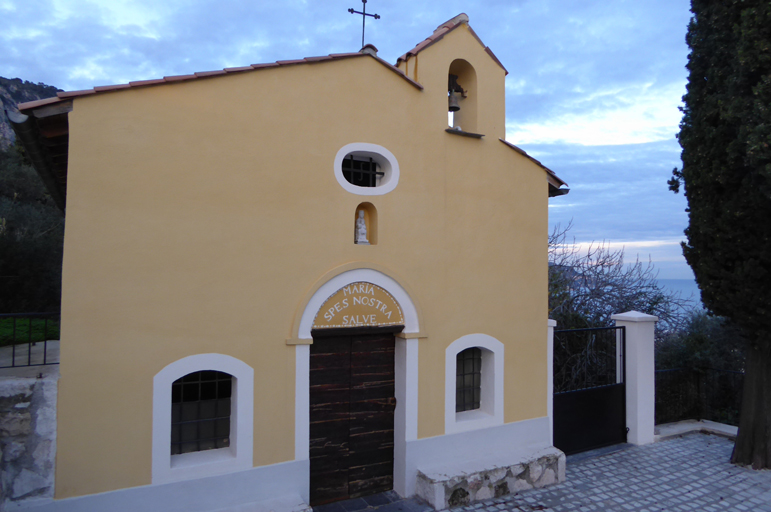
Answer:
[5,109,67,210]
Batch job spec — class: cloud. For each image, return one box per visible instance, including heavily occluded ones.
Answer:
[537,139,692,277]
[507,81,685,145]
[1,0,383,89]
[0,0,695,278]
[496,0,691,146]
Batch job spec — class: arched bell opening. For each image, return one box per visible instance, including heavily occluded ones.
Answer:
[448,59,478,133]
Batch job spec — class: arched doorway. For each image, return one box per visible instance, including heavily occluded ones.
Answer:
[309,282,405,505]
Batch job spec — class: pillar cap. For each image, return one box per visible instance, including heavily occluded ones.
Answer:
[548,319,557,327]
[611,311,658,323]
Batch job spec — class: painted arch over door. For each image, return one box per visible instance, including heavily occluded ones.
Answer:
[296,266,421,339]
[292,266,422,473]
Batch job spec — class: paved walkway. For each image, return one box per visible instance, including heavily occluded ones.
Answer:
[317,433,771,512]
[314,491,431,512]
[459,433,771,512]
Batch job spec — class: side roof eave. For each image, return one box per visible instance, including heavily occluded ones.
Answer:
[499,138,569,194]
[6,108,68,210]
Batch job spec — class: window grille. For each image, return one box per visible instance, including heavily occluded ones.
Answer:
[456,347,482,412]
[171,370,232,455]
[342,155,384,187]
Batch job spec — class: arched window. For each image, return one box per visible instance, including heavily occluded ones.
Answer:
[445,334,504,434]
[456,347,482,412]
[171,370,233,455]
[153,354,254,484]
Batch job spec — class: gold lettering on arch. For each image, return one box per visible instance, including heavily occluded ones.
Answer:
[313,282,405,329]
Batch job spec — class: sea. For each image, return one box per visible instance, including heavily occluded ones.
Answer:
[657,278,703,310]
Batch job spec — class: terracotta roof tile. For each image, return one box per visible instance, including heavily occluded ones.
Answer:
[222,66,253,73]
[372,56,422,90]
[194,70,227,77]
[396,14,466,65]
[17,15,515,113]
[128,78,165,87]
[275,59,307,66]
[249,63,280,69]
[18,51,421,113]
[484,47,508,75]
[303,56,333,62]
[94,84,131,92]
[396,13,507,75]
[57,89,96,99]
[163,74,197,82]
[18,96,65,110]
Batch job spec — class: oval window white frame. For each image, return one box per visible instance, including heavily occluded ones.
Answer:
[334,143,400,196]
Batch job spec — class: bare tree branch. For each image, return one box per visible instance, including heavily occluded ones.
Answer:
[549,223,694,338]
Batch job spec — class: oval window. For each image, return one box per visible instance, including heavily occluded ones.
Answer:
[334,143,400,196]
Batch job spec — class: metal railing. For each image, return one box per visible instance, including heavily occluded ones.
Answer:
[0,313,60,368]
[655,367,744,426]
[554,326,625,394]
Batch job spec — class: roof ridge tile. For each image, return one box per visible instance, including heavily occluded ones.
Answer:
[128,79,165,87]
[194,70,227,77]
[222,66,253,73]
[395,13,507,75]
[94,84,131,92]
[163,74,197,82]
[57,89,96,98]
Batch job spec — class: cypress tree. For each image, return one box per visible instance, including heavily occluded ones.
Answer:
[672,0,771,468]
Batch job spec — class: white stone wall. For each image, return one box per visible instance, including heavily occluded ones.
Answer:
[0,371,57,510]
[415,449,566,510]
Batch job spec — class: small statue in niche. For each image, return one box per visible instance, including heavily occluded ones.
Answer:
[355,210,370,245]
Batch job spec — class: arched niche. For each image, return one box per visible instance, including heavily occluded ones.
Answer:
[354,202,377,245]
[448,59,478,133]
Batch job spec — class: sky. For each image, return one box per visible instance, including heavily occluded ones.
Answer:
[1,0,695,279]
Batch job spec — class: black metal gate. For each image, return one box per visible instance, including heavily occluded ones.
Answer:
[553,326,626,455]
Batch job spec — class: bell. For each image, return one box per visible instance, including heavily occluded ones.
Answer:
[448,91,461,112]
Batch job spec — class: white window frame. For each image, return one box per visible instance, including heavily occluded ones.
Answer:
[152,353,254,484]
[445,334,504,434]
[334,143,400,195]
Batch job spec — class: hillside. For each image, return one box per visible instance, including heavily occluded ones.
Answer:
[0,77,64,313]
[0,77,61,150]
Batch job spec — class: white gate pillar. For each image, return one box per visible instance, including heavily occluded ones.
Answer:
[547,319,556,446]
[612,311,658,446]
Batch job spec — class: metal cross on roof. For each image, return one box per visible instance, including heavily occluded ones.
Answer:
[348,0,380,49]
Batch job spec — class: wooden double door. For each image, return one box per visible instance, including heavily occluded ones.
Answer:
[309,326,401,505]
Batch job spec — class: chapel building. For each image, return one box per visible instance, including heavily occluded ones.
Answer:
[11,13,569,512]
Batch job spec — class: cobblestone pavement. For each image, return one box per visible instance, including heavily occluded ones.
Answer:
[315,433,771,512]
[455,433,771,512]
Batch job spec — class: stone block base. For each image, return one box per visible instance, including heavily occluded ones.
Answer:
[415,447,565,510]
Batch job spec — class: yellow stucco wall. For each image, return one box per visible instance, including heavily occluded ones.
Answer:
[55,25,550,498]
